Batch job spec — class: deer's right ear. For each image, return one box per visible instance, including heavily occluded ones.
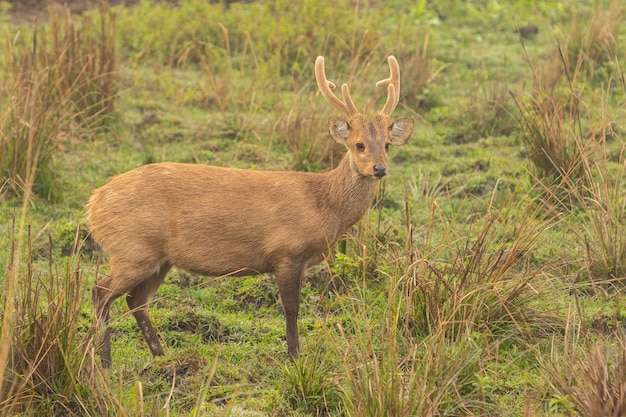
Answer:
[328,116,351,144]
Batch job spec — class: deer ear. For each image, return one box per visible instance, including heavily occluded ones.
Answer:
[328,116,351,144]
[389,118,414,146]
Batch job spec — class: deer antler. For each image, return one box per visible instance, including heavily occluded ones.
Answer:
[315,56,360,119]
[376,56,400,117]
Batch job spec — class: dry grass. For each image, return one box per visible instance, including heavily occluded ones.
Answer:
[560,0,621,80]
[0,6,117,201]
[541,331,626,417]
[318,185,561,416]
[511,42,588,186]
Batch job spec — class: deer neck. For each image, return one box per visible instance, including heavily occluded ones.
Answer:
[325,154,378,231]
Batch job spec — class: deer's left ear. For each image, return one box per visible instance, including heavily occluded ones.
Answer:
[389,118,414,146]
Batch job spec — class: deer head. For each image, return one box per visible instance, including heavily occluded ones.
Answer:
[315,56,414,178]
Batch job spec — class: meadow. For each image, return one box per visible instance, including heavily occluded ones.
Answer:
[1,0,626,415]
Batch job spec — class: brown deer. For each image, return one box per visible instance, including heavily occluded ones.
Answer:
[87,56,414,367]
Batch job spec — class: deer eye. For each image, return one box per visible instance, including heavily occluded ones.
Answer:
[355,142,365,152]
[385,143,391,151]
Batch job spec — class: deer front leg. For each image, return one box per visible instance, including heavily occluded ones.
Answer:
[274,261,305,359]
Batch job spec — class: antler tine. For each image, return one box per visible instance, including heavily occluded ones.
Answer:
[376,55,401,117]
[315,56,359,118]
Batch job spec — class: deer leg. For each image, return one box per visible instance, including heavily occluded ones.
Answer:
[93,266,137,368]
[275,261,305,360]
[126,264,170,357]
[93,284,116,368]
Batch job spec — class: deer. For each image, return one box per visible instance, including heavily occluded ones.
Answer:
[86,55,414,367]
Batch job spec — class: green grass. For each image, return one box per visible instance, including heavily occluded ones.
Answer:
[2,0,626,415]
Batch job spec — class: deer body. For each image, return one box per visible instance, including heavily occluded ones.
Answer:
[88,56,413,367]
[89,158,375,277]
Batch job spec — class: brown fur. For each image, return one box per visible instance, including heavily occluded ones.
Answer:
[87,56,414,367]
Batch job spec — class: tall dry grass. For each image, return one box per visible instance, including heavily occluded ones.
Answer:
[513,0,623,188]
[561,0,621,80]
[0,226,86,414]
[0,6,125,415]
[540,327,626,416]
[513,12,626,288]
[511,9,626,411]
[511,41,588,187]
[0,6,117,202]
[319,186,560,416]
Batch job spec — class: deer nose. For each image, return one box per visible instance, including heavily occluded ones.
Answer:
[373,164,387,178]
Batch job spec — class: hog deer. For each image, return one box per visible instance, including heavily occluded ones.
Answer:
[87,56,414,367]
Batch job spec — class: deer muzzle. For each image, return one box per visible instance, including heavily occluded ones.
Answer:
[374,164,387,178]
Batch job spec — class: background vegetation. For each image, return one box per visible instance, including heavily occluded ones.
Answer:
[1,0,626,415]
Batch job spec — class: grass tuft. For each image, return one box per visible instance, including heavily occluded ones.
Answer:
[0,6,117,201]
[407,189,558,345]
[1,225,89,415]
[541,331,626,416]
[560,0,621,81]
[280,348,343,415]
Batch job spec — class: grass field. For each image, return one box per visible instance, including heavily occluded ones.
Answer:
[1,0,626,415]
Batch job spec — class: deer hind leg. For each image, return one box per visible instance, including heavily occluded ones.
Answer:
[93,282,116,368]
[93,264,142,368]
[274,260,305,360]
[126,263,171,358]
[93,262,167,367]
